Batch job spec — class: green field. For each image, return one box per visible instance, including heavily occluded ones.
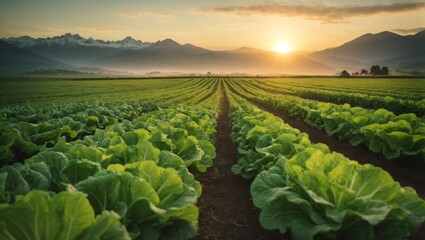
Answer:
[0,77,424,240]
[1,77,424,106]
[0,78,207,106]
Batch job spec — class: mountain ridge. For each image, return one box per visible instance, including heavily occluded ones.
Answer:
[2,30,424,74]
[3,33,152,49]
[308,30,425,71]
[0,39,70,72]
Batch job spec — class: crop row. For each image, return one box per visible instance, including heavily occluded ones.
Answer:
[229,79,425,162]
[162,78,219,105]
[262,78,425,101]
[0,104,218,240]
[225,86,425,240]
[0,78,220,166]
[244,79,425,116]
[0,100,165,166]
[0,77,215,106]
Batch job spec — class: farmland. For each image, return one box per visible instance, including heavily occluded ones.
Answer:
[0,77,424,240]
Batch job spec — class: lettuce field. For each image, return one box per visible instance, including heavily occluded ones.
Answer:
[0,77,424,240]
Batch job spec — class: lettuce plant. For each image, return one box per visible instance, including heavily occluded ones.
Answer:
[0,190,130,240]
[251,150,425,240]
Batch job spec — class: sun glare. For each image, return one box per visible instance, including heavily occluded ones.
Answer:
[274,42,293,54]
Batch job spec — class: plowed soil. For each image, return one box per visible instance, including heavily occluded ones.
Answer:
[195,83,285,239]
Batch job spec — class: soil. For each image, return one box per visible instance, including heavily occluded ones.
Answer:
[195,82,286,239]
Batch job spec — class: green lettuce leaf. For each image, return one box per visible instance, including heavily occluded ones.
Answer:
[0,190,95,240]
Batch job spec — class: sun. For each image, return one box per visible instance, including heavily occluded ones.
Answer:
[274,42,293,54]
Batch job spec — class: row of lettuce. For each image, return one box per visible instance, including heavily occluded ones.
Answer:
[0,78,220,167]
[229,79,425,162]
[244,79,425,116]
[225,85,425,240]
[260,78,424,102]
[0,105,217,240]
[0,100,165,166]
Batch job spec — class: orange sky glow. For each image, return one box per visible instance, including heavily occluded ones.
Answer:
[0,0,424,52]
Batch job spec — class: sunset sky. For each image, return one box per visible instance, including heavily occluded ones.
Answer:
[1,0,424,52]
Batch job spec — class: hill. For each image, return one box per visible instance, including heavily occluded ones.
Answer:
[0,39,70,73]
[308,30,425,71]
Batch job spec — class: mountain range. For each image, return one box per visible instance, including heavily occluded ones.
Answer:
[1,30,424,75]
[4,33,152,66]
[309,30,425,72]
[0,39,70,72]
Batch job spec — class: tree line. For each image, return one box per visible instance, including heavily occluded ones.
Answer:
[340,65,389,77]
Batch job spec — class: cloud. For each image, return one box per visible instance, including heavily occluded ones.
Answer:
[198,2,425,23]
[392,27,425,34]
[118,11,173,19]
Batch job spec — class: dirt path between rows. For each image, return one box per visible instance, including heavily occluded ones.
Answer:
[195,81,285,240]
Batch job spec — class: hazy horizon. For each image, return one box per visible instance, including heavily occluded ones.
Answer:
[1,0,424,52]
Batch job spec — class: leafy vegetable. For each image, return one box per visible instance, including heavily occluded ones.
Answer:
[0,190,130,240]
[227,94,425,239]
[76,161,199,240]
[251,150,425,240]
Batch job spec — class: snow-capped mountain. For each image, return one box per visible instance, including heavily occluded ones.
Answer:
[4,33,152,49]
[2,33,153,66]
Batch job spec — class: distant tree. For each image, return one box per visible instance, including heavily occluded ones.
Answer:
[361,69,368,75]
[340,70,351,78]
[370,65,381,75]
[381,66,389,75]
